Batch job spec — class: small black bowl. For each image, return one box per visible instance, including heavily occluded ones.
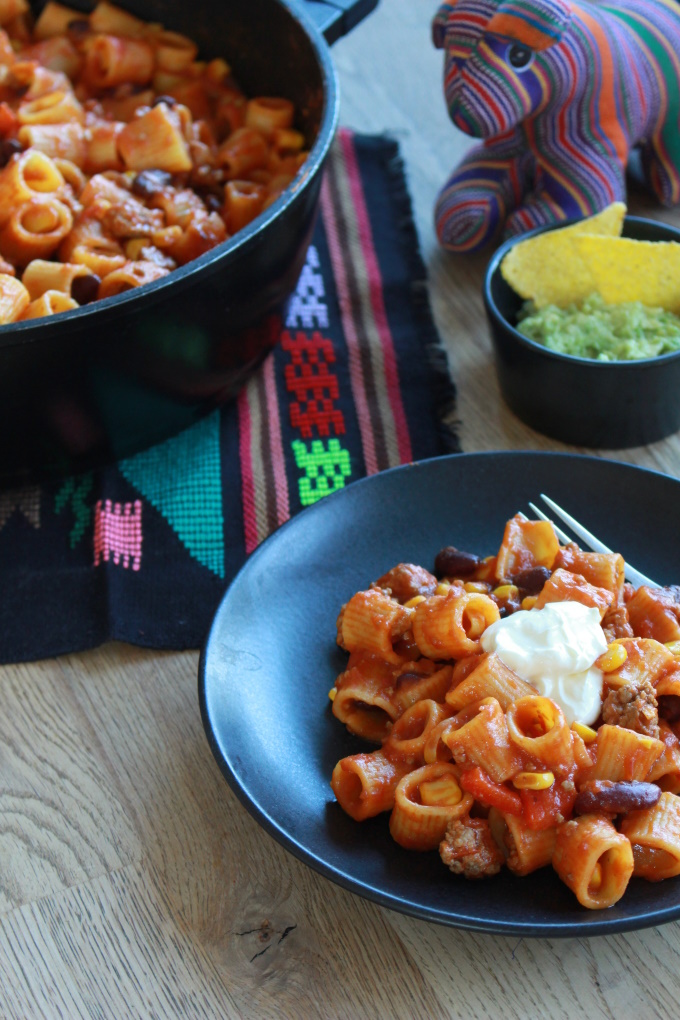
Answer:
[483,216,680,448]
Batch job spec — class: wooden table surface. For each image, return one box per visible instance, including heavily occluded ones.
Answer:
[3,2,680,1017]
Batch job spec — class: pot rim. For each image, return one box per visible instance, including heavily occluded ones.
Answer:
[0,0,339,349]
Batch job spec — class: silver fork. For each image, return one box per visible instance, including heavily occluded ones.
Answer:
[528,494,660,589]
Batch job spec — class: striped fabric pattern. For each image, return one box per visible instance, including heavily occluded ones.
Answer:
[433,0,680,251]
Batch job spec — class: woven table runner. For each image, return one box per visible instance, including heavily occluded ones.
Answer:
[0,130,459,664]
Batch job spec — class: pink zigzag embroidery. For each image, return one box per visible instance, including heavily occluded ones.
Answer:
[93,499,143,571]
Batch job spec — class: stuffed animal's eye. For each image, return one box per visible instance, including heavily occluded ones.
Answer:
[507,42,534,69]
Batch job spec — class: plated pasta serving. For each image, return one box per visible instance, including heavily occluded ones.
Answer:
[330,513,680,910]
[0,0,309,323]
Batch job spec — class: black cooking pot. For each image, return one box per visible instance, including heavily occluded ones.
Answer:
[0,0,377,486]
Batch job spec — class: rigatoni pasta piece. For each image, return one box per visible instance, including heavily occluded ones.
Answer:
[553,815,634,908]
[97,259,169,299]
[412,588,500,660]
[22,258,96,300]
[118,102,192,173]
[382,699,451,768]
[330,750,410,821]
[20,36,83,78]
[217,126,269,179]
[391,664,453,715]
[337,588,414,665]
[443,697,520,783]
[494,514,560,581]
[488,806,557,876]
[553,544,625,604]
[17,87,84,125]
[89,0,147,37]
[0,196,72,265]
[533,567,614,619]
[33,1,82,39]
[17,122,86,166]
[389,763,473,850]
[223,180,266,234]
[602,637,675,690]
[84,33,154,88]
[445,651,537,712]
[84,119,125,174]
[620,792,680,881]
[0,0,28,27]
[20,288,78,318]
[587,724,664,783]
[331,655,397,743]
[0,272,29,322]
[153,30,198,73]
[506,696,574,773]
[0,149,64,228]
[627,586,680,644]
[245,96,295,136]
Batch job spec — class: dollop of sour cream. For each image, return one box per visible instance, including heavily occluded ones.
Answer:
[480,601,608,725]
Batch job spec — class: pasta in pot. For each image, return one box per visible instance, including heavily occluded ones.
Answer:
[329,513,680,910]
[0,0,310,324]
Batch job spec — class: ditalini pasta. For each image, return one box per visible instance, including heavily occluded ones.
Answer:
[329,514,680,910]
[0,0,310,324]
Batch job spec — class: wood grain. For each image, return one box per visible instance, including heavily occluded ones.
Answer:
[2,0,680,1016]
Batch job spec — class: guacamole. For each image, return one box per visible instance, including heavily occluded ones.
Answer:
[516,292,680,361]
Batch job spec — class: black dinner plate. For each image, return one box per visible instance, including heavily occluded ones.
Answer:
[199,451,680,936]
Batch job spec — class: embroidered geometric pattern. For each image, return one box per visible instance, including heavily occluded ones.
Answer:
[292,438,352,506]
[93,499,143,571]
[285,245,329,330]
[54,473,93,549]
[0,486,41,531]
[282,331,345,439]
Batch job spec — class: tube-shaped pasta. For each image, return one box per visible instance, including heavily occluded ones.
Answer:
[33,1,83,39]
[223,180,266,234]
[0,273,29,322]
[0,150,64,228]
[0,196,72,265]
[506,696,574,773]
[84,34,154,88]
[603,637,675,690]
[153,30,198,72]
[89,1,147,37]
[20,289,78,318]
[488,807,557,876]
[332,655,398,743]
[0,0,28,27]
[245,96,295,136]
[18,123,86,166]
[391,664,453,715]
[646,722,680,783]
[446,651,537,711]
[97,259,169,299]
[443,697,519,783]
[495,514,560,580]
[533,568,614,619]
[620,792,680,881]
[21,36,83,78]
[553,545,625,603]
[412,588,500,660]
[22,258,95,299]
[338,589,414,665]
[553,814,634,908]
[382,699,451,768]
[217,126,269,179]
[17,88,84,126]
[587,724,664,783]
[627,587,680,644]
[84,120,125,174]
[389,763,474,850]
[330,750,410,821]
[118,103,192,173]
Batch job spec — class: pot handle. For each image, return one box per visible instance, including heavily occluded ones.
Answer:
[287,0,379,43]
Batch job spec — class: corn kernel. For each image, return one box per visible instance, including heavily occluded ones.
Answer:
[464,581,490,594]
[597,643,628,673]
[492,584,519,600]
[665,641,680,657]
[512,771,555,790]
[435,582,451,596]
[521,595,538,611]
[419,776,463,807]
[328,688,336,702]
[572,721,597,744]
[404,595,426,608]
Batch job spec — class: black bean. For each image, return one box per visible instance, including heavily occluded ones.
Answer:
[153,95,176,108]
[434,546,480,579]
[574,780,661,816]
[131,169,173,198]
[510,566,551,595]
[0,138,22,168]
[71,273,100,306]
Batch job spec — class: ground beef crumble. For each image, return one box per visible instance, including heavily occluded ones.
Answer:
[601,677,660,738]
[439,818,504,879]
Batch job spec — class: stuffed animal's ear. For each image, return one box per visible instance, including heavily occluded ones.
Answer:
[432,2,457,48]
[486,0,572,51]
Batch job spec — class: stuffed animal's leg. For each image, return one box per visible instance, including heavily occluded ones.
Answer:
[435,144,532,253]
[640,137,680,208]
[504,161,627,237]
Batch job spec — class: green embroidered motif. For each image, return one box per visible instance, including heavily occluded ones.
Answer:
[292,438,352,506]
[54,473,93,548]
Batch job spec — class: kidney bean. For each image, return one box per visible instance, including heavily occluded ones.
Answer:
[434,546,480,579]
[510,566,551,595]
[71,274,100,306]
[0,138,22,168]
[131,169,173,198]
[394,671,424,690]
[574,780,661,816]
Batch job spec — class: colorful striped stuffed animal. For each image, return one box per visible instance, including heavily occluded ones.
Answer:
[433,0,680,251]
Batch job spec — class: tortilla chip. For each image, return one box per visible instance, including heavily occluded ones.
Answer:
[574,235,680,314]
[500,202,627,307]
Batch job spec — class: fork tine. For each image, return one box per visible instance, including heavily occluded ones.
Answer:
[538,494,660,589]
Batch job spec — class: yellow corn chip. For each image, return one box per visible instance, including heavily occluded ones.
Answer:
[572,235,680,314]
[500,202,627,307]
